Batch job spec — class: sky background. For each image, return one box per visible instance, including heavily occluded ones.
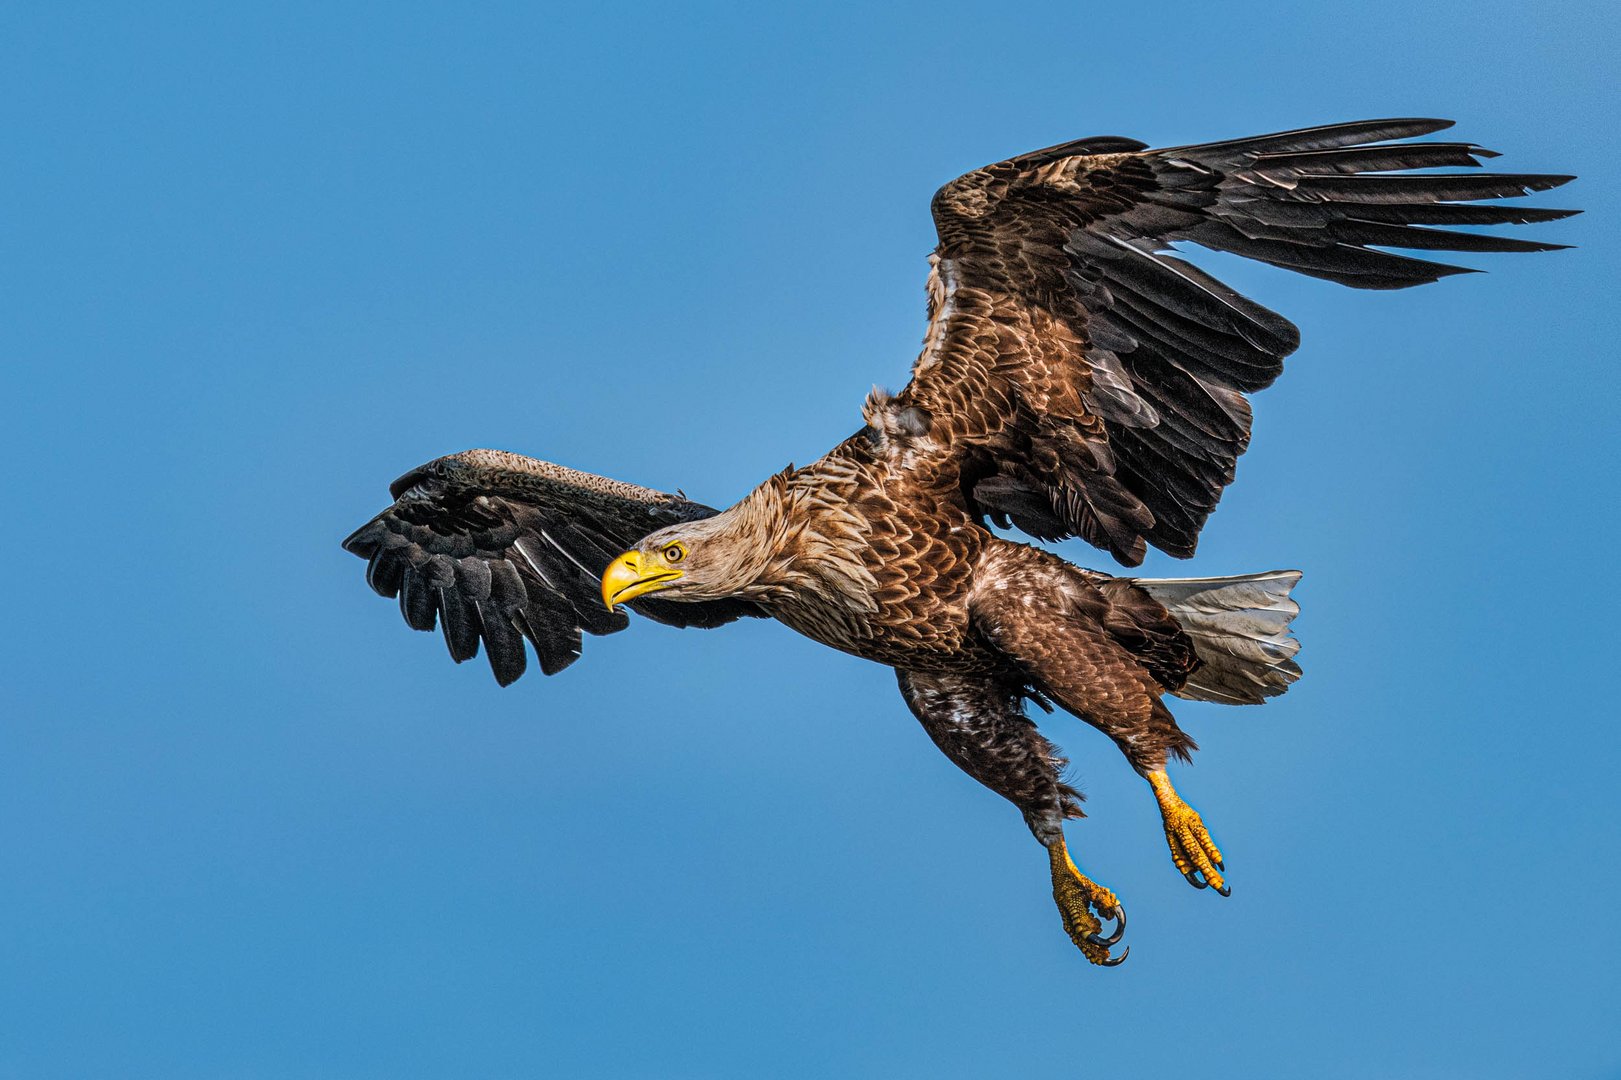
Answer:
[3,2,1617,1077]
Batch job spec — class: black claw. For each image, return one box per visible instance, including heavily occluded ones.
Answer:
[1184,869,1208,889]
[1214,858,1225,872]
[1215,883,1231,897]
[1101,944,1130,967]
[1086,904,1127,948]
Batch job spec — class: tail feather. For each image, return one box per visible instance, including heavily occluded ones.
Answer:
[1133,570,1302,705]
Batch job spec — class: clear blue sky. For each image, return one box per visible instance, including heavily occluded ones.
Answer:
[3,2,1616,1077]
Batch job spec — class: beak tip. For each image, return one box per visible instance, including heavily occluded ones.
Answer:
[601,551,640,613]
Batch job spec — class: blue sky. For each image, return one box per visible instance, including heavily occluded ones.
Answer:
[2,2,1616,1077]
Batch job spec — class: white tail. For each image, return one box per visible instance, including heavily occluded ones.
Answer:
[1133,571,1302,705]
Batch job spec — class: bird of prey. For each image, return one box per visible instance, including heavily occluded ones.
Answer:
[342,118,1573,965]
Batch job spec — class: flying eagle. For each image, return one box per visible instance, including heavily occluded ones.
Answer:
[342,118,1573,965]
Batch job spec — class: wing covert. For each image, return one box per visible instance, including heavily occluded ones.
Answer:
[891,118,1575,565]
[341,448,763,685]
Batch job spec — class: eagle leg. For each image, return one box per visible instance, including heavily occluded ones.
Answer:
[1146,770,1228,896]
[969,544,1225,900]
[1050,838,1129,966]
[895,667,1128,966]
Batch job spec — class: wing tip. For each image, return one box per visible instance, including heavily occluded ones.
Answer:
[340,524,375,556]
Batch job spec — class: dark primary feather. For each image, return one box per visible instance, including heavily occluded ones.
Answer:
[903,117,1576,565]
[342,449,763,685]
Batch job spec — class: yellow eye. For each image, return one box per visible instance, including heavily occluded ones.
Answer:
[663,543,686,564]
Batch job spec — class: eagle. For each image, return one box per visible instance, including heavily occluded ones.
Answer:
[342,118,1572,965]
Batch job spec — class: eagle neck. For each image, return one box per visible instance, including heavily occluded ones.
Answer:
[717,465,878,623]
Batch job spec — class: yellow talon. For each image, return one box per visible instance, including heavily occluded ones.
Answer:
[1147,770,1227,894]
[1048,839,1128,966]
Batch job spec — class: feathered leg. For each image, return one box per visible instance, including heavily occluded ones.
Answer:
[971,541,1229,895]
[896,669,1127,966]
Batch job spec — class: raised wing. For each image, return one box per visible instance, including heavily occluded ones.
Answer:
[341,448,763,685]
[893,118,1575,565]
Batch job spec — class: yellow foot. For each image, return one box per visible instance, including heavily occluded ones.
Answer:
[1147,771,1228,895]
[1048,840,1128,966]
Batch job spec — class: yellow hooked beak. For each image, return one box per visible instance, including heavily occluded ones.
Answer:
[601,550,683,610]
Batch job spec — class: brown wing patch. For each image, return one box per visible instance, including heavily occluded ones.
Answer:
[887,119,1574,565]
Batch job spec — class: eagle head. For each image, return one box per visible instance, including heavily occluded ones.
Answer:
[599,517,755,610]
[601,471,793,610]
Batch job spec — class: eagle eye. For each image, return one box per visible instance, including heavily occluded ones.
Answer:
[663,543,686,564]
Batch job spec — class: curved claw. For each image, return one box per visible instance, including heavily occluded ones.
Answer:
[1214,858,1225,872]
[1100,944,1130,967]
[1085,903,1127,948]
[1215,883,1231,897]
[1183,869,1208,889]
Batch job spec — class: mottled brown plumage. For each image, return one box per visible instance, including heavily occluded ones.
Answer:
[341,119,1574,963]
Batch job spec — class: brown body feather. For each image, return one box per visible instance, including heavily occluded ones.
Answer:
[727,443,1204,772]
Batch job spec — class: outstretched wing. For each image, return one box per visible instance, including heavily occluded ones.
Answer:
[341,448,763,685]
[890,118,1575,565]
